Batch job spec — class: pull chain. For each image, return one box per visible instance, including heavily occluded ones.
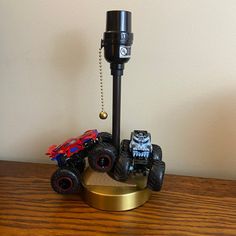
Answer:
[99,48,108,120]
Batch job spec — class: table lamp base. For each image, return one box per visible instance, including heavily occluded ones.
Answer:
[81,168,152,211]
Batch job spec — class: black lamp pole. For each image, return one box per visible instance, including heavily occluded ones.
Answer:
[102,10,133,150]
[111,64,123,150]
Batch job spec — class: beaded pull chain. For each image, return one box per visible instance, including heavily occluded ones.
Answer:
[98,48,108,120]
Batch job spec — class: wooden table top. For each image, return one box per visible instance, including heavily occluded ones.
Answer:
[0,160,235,236]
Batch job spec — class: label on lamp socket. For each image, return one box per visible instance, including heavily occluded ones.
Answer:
[119,46,131,58]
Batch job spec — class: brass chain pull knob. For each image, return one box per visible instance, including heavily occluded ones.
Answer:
[99,111,108,119]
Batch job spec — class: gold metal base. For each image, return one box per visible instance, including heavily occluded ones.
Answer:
[81,168,152,211]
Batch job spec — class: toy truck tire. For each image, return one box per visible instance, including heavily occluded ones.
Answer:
[152,144,162,161]
[121,139,130,152]
[51,168,81,194]
[97,132,112,143]
[88,142,117,172]
[113,151,131,181]
[70,155,86,173]
[76,158,86,173]
[59,154,86,174]
[147,160,165,191]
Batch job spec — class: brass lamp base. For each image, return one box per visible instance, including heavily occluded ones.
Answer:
[81,168,152,211]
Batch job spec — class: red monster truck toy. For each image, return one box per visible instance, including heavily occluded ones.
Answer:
[46,130,117,194]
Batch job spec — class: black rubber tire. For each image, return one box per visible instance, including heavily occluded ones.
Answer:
[62,154,86,174]
[147,160,165,191]
[51,168,81,194]
[88,142,117,172]
[73,157,86,173]
[113,151,132,181]
[97,132,112,143]
[121,139,130,152]
[152,144,162,161]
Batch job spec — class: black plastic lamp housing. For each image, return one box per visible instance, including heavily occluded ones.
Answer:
[102,10,133,70]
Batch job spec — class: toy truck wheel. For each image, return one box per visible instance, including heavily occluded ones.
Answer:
[88,142,117,172]
[121,139,130,152]
[147,160,165,191]
[74,157,86,173]
[66,155,86,173]
[51,168,81,194]
[113,151,132,181]
[97,132,112,143]
[152,144,162,161]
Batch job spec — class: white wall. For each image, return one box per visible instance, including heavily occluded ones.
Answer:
[0,0,236,180]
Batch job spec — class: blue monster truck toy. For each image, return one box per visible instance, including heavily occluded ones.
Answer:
[113,130,165,191]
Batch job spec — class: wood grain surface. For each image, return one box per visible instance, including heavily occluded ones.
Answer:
[0,160,235,236]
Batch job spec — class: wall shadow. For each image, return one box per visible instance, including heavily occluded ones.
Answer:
[155,89,236,180]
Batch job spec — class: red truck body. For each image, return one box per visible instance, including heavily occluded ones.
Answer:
[46,129,98,160]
